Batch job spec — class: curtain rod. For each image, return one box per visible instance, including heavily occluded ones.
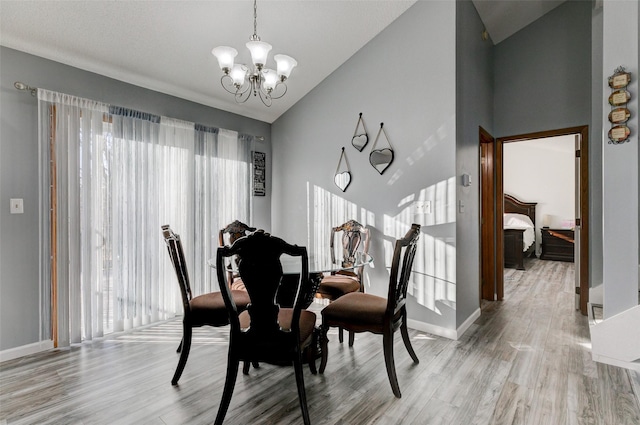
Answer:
[14,80,265,141]
[14,81,37,96]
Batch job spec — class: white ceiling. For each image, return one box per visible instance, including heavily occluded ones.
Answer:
[0,0,565,124]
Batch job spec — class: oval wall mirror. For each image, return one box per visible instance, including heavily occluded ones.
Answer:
[369,123,394,175]
[334,147,352,192]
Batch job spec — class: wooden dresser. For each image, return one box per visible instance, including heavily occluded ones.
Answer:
[540,227,574,262]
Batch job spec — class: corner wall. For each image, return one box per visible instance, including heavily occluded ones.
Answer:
[271,1,460,334]
[455,0,493,327]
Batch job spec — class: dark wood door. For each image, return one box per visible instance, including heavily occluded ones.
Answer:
[480,127,496,301]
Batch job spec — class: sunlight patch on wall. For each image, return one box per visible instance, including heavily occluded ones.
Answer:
[384,177,457,315]
[308,183,375,264]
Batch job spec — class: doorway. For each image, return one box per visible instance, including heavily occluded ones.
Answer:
[480,126,589,315]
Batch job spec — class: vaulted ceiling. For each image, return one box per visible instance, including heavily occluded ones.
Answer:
[0,1,565,123]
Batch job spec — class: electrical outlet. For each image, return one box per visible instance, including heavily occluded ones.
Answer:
[10,198,24,214]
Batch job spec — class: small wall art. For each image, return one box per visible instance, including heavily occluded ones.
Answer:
[607,66,632,144]
[334,147,352,192]
[351,112,369,152]
[369,122,394,175]
[253,151,266,196]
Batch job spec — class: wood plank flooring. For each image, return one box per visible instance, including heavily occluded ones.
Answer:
[1,259,639,424]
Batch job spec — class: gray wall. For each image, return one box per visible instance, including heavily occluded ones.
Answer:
[493,0,594,285]
[272,1,460,332]
[456,0,493,325]
[493,0,592,136]
[0,46,272,351]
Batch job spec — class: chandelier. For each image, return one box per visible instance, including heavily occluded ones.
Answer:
[212,0,297,107]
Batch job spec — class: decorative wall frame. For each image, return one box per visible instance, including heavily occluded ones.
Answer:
[252,151,266,196]
[369,122,394,174]
[607,66,632,144]
[351,112,369,152]
[334,147,352,192]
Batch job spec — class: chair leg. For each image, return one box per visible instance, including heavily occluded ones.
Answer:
[400,311,419,364]
[293,353,312,425]
[176,337,183,353]
[338,327,344,343]
[306,328,319,375]
[348,330,355,347]
[319,324,330,374]
[171,325,192,385]
[383,331,402,398]
[214,356,240,425]
[242,361,250,375]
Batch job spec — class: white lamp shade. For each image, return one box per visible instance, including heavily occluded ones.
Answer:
[262,69,278,92]
[246,40,272,67]
[211,46,238,72]
[274,54,297,80]
[229,64,248,87]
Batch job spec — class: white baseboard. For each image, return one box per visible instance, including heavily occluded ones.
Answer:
[591,353,640,372]
[0,340,54,363]
[408,308,481,340]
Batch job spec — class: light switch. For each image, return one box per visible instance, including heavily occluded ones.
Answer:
[10,198,24,214]
[414,201,432,215]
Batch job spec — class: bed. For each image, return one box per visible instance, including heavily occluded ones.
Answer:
[504,194,537,270]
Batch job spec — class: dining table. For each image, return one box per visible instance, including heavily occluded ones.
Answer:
[209,250,373,308]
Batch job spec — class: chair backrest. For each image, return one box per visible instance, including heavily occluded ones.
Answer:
[218,220,257,247]
[216,230,309,358]
[386,224,421,316]
[162,225,192,313]
[330,219,370,281]
[219,220,258,284]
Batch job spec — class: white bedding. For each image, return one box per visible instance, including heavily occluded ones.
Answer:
[504,213,535,251]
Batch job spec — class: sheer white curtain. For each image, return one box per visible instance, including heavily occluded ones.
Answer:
[38,90,252,347]
[193,127,252,292]
[38,90,110,346]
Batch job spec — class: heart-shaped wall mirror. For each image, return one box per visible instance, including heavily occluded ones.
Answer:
[334,172,351,192]
[369,123,394,175]
[351,112,369,152]
[334,147,352,192]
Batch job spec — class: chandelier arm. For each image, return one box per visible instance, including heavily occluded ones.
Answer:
[257,88,272,107]
[268,82,288,100]
[235,89,252,104]
[220,75,248,95]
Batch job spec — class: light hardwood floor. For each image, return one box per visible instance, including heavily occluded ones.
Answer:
[1,259,639,424]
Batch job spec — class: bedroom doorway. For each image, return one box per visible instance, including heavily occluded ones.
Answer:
[480,126,590,315]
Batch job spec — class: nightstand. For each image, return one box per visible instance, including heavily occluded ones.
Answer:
[540,227,575,262]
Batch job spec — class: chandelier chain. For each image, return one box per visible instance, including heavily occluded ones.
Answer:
[253,0,258,39]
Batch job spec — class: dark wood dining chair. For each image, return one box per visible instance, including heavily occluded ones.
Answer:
[319,223,421,398]
[162,225,251,385]
[316,219,370,345]
[214,230,316,425]
[218,220,257,290]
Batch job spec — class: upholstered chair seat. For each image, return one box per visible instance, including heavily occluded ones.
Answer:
[319,292,387,332]
[239,308,317,344]
[189,290,251,326]
[315,274,360,301]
